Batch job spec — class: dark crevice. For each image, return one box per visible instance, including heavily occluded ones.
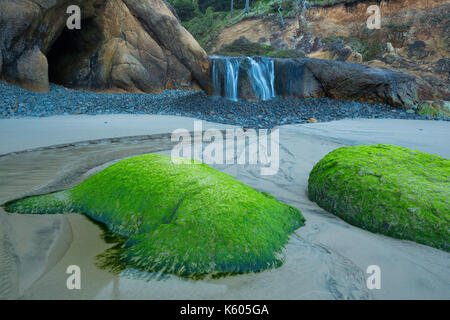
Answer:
[47,17,103,86]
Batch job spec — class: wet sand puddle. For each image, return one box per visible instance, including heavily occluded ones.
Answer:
[0,128,448,300]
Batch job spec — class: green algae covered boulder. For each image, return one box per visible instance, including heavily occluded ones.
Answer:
[308,144,449,251]
[4,154,305,276]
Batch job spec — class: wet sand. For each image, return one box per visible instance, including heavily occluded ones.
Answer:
[0,117,449,299]
[0,115,238,155]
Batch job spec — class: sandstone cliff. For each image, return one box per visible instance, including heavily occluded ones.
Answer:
[0,0,210,93]
[208,0,449,101]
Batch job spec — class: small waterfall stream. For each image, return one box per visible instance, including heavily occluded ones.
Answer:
[224,58,241,101]
[211,56,276,101]
[247,57,276,101]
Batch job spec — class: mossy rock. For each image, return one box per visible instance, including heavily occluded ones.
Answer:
[308,145,449,251]
[4,154,305,276]
[417,101,450,119]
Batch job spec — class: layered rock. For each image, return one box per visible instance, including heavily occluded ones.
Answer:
[0,0,210,93]
[302,58,418,107]
[274,58,323,99]
[277,58,419,107]
[208,0,448,101]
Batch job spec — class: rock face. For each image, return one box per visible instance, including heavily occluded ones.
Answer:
[274,59,323,99]
[275,57,419,107]
[417,100,450,119]
[302,58,418,107]
[0,0,210,93]
[208,0,448,101]
[285,58,419,107]
[310,42,363,64]
[212,56,418,107]
[16,46,49,92]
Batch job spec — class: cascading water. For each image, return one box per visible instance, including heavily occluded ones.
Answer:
[211,56,241,101]
[224,58,241,101]
[210,56,276,102]
[247,57,276,101]
[212,58,220,97]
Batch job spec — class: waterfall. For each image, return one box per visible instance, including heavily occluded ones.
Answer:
[212,58,220,97]
[211,56,241,101]
[247,57,276,101]
[224,58,241,101]
[211,56,276,102]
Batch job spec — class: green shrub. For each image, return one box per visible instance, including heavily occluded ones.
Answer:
[197,0,247,13]
[417,101,450,119]
[322,36,381,62]
[308,145,450,251]
[307,0,358,5]
[215,37,304,58]
[269,0,297,13]
[265,49,305,58]
[183,8,229,49]
[178,0,368,52]
[168,0,198,21]
[215,38,273,56]
[362,40,381,61]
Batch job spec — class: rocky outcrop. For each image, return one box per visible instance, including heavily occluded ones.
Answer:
[302,58,418,107]
[16,46,49,92]
[310,42,363,63]
[368,40,449,101]
[211,56,418,107]
[274,58,417,107]
[0,0,210,93]
[417,100,450,119]
[274,59,323,99]
[123,0,210,91]
[208,0,448,101]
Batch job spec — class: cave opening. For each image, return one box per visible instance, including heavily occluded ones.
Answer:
[47,17,103,86]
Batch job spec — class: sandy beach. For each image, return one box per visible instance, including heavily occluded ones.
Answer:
[0,115,449,299]
[0,114,238,156]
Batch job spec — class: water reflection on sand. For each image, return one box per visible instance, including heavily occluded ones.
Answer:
[1,122,449,300]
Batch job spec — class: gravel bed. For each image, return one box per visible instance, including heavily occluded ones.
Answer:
[0,82,438,128]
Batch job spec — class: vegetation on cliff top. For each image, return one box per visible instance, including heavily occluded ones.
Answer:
[4,154,305,277]
[308,144,450,251]
[215,37,306,58]
[170,0,382,55]
[176,0,302,50]
[169,0,356,22]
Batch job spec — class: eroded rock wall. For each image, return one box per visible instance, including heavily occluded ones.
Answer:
[212,56,418,107]
[274,57,419,107]
[0,0,210,93]
[210,0,449,100]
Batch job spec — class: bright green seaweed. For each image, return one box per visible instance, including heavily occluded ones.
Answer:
[4,154,305,276]
[308,144,450,251]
